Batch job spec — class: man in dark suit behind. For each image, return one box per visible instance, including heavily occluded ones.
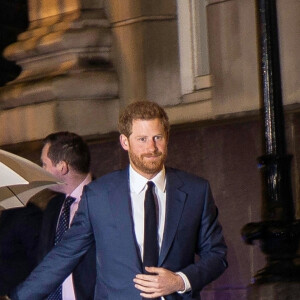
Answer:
[11,101,227,300]
[0,203,42,296]
[37,131,96,300]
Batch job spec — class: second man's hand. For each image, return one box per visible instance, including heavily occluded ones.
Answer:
[133,267,185,298]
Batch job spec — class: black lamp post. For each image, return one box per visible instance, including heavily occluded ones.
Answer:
[241,0,300,283]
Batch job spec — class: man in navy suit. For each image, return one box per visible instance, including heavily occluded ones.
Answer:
[11,101,227,300]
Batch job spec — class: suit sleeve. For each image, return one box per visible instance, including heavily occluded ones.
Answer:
[10,190,94,300]
[180,181,228,293]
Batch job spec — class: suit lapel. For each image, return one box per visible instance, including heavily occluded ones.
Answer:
[37,193,65,261]
[109,168,143,270]
[159,169,187,266]
[48,194,65,248]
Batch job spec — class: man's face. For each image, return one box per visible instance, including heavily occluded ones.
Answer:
[120,118,168,179]
[41,143,64,192]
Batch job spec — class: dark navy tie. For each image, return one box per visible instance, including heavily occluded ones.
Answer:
[143,181,159,273]
[143,182,160,300]
[48,196,76,300]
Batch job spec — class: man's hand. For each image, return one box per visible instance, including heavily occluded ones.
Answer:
[133,267,185,298]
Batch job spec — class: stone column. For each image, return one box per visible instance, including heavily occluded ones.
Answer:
[0,0,119,145]
[105,0,181,108]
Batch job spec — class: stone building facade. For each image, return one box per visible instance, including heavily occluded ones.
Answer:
[0,0,300,299]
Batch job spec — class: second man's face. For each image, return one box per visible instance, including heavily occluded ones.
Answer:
[120,118,168,179]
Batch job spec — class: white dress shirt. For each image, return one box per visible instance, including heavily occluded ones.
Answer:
[129,166,191,298]
[59,173,92,300]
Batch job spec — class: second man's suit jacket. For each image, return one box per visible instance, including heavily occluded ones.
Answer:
[12,167,227,300]
[37,193,96,300]
[0,203,42,295]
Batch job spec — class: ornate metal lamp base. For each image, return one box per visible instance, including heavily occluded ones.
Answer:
[242,220,300,283]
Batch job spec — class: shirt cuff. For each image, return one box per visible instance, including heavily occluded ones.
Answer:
[176,272,191,293]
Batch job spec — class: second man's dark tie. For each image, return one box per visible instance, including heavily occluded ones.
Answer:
[47,196,76,300]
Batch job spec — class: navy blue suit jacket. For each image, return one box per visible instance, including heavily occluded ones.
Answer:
[12,167,227,300]
[37,193,96,300]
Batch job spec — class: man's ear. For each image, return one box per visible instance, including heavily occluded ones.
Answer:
[120,134,129,151]
[58,160,69,175]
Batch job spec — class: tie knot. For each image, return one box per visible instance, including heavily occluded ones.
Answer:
[64,196,76,209]
[147,181,154,190]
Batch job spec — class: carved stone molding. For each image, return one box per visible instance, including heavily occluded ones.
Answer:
[0,0,118,109]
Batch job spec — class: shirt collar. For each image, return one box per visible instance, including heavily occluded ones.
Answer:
[67,173,92,201]
[129,165,166,195]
